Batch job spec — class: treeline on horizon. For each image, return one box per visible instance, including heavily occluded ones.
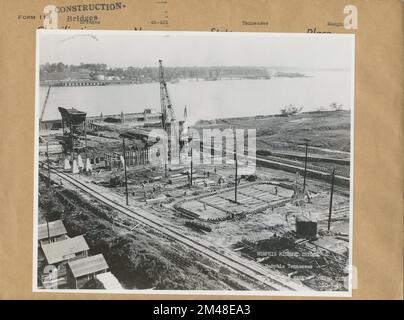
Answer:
[40,62,272,82]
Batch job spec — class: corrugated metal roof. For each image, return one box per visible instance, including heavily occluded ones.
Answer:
[42,235,89,265]
[68,254,108,278]
[96,272,123,290]
[38,220,67,240]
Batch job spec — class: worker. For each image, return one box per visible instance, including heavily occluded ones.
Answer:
[306,191,312,203]
[274,186,278,195]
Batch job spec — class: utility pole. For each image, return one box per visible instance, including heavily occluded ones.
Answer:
[190,144,193,188]
[70,122,75,164]
[45,139,51,242]
[177,133,181,163]
[46,141,51,187]
[84,120,88,173]
[46,217,51,243]
[328,168,336,231]
[302,138,310,198]
[188,127,193,188]
[84,121,88,158]
[122,137,129,205]
[234,127,238,203]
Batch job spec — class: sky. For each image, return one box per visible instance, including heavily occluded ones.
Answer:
[39,31,354,69]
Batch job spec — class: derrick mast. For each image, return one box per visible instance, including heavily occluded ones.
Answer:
[159,59,176,130]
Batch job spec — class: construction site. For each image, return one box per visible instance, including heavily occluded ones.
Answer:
[37,60,351,292]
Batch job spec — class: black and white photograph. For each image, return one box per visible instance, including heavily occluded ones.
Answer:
[34,30,354,295]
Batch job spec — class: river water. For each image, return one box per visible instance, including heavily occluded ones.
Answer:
[39,70,352,126]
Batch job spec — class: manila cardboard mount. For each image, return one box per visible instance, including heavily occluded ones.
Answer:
[0,0,402,300]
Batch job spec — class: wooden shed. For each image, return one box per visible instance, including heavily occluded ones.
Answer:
[38,220,67,246]
[41,235,89,269]
[67,254,109,289]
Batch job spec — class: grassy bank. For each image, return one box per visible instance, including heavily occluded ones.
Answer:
[195,110,351,154]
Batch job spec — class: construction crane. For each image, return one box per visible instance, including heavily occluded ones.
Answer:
[158,60,176,130]
[39,86,52,125]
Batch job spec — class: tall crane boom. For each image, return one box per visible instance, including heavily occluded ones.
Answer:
[40,86,52,124]
[159,60,175,130]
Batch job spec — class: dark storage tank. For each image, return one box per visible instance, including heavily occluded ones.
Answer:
[295,215,317,239]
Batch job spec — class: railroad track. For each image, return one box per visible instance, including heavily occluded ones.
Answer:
[46,164,309,292]
[262,155,350,177]
[209,146,350,183]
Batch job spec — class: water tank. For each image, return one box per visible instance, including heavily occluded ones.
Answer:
[295,215,317,239]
